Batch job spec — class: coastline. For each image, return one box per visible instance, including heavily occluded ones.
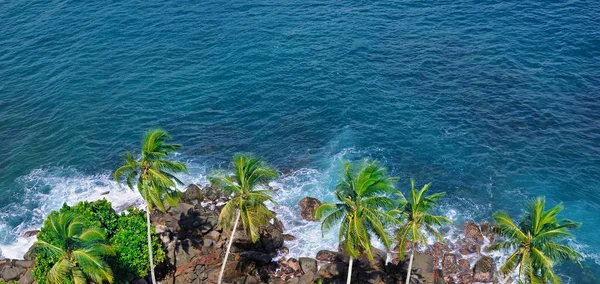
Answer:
[1,183,504,284]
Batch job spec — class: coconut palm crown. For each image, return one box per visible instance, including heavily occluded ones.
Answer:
[113,129,187,211]
[489,197,582,284]
[35,212,115,284]
[392,179,452,259]
[315,160,398,261]
[209,153,279,242]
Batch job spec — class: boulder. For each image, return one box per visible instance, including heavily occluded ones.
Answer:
[1,265,25,281]
[284,258,302,274]
[181,184,205,204]
[283,234,296,241]
[316,250,339,262]
[18,271,34,284]
[464,221,484,243]
[232,222,284,254]
[458,241,480,255]
[473,256,494,282]
[358,270,387,284]
[299,197,321,221]
[298,257,317,274]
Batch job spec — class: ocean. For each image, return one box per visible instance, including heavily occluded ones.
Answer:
[1,0,599,282]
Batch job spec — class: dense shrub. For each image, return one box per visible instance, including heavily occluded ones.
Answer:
[32,199,165,283]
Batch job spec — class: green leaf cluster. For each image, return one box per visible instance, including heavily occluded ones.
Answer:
[32,199,165,283]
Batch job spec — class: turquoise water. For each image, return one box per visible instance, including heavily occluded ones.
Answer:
[1,0,599,281]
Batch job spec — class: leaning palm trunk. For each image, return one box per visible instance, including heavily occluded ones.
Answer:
[146,206,157,284]
[346,256,353,284]
[405,247,415,284]
[218,210,241,284]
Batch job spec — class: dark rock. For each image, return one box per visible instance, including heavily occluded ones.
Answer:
[299,257,317,274]
[299,197,321,221]
[280,247,290,256]
[316,250,339,262]
[23,245,36,261]
[285,258,302,274]
[464,221,484,243]
[201,184,226,201]
[181,184,205,204]
[232,222,284,254]
[358,270,387,284]
[240,251,273,265]
[100,191,110,195]
[22,230,39,238]
[473,256,494,282]
[458,259,470,272]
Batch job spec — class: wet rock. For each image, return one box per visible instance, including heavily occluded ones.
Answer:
[318,262,346,278]
[22,230,39,238]
[457,259,470,273]
[283,234,296,241]
[473,256,494,282]
[458,241,480,255]
[298,271,315,284]
[464,221,484,243]
[0,264,25,281]
[285,258,302,274]
[299,197,321,221]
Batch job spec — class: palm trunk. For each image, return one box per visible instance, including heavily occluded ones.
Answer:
[405,247,415,284]
[500,275,512,284]
[346,256,353,284]
[218,210,241,284]
[146,206,157,284]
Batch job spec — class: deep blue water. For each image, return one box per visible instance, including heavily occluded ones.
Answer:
[1,0,599,282]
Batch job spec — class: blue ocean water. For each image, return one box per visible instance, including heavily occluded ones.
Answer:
[1,0,599,281]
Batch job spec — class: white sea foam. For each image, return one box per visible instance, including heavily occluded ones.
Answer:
[0,160,208,259]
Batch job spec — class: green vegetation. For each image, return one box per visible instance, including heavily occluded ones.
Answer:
[209,153,279,284]
[315,160,397,284]
[33,211,115,284]
[32,200,164,284]
[391,179,452,283]
[113,129,187,284]
[489,197,583,284]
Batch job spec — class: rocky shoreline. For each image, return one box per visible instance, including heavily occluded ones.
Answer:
[0,184,501,284]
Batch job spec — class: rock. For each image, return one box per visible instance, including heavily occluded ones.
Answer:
[240,251,273,265]
[280,247,290,256]
[100,191,110,195]
[458,259,470,272]
[132,278,148,284]
[14,261,33,269]
[464,221,484,243]
[181,184,205,204]
[232,222,284,254]
[298,271,315,284]
[316,250,339,262]
[285,258,302,273]
[23,245,36,261]
[473,256,494,282]
[356,246,387,270]
[442,253,460,275]
[458,241,480,255]
[201,184,226,201]
[1,265,25,281]
[283,234,296,241]
[318,262,346,278]
[206,230,220,241]
[299,257,317,274]
[358,270,387,284]
[18,271,34,284]
[299,197,321,221]
[22,230,39,238]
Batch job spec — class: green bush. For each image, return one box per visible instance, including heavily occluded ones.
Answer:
[32,199,165,283]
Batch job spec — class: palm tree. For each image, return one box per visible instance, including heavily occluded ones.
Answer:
[391,179,451,284]
[209,154,279,284]
[489,197,582,284]
[113,129,187,284]
[315,160,398,284]
[35,212,115,284]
